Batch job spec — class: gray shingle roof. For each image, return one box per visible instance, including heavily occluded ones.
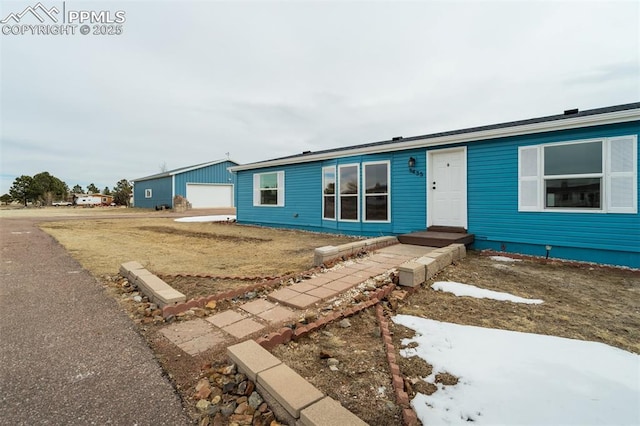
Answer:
[243,102,640,166]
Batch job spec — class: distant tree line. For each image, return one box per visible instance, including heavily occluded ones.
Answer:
[2,172,132,207]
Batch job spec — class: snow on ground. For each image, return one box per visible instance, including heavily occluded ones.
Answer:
[431,281,543,304]
[174,215,236,223]
[490,255,522,262]
[393,315,640,426]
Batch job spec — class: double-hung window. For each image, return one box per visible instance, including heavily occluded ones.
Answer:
[322,166,336,220]
[339,164,359,221]
[144,189,152,198]
[518,136,637,213]
[544,141,602,209]
[253,171,285,206]
[363,161,390,221]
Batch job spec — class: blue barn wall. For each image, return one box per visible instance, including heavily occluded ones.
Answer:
[174,160,237,198]
[134,176,172,209]
[134,160,237,209]
[235,120,639,267]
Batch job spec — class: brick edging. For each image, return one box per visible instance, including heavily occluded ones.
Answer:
[375,304,418,426]
[160,271,311,318]
[254,283,396,350]
[159,273,278,281]
[160,245,389,318]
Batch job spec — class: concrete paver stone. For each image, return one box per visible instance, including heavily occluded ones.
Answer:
[324,280,357,293]
[268,287,301,302]
[288,282,317,293]
[306,286,338,300]
[257,306,297,324]
[336,274,368,285]
[159,318,214,345]
[299,396,368,426]
[315,271,344,282]
[206,310,246,328]
[303,276,335,287]
[281,293,321,309]
[257,363,324,418]
[178,330,229,356]
[240,299,277,315]
[341,262,372,271]
[368,265,393,275]
[222,318,265,339]
[227,340,282,382]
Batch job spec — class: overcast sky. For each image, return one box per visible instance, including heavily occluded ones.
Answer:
[1,0,638,195]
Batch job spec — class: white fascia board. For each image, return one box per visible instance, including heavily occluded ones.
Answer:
[229,108,640,172]
[169,159,235,176]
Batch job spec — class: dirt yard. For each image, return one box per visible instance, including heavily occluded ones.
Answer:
[38,216,357,280]
[272,252,640,424]
[25,208,640,425]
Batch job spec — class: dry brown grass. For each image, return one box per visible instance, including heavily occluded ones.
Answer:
[31,209,640,426]
[39,218,357,278]
[396,252,640,354]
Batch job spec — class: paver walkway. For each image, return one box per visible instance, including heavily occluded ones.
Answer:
[0,217,190,425]
[160,244,434,355]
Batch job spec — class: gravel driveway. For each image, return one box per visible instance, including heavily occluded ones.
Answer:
[0,216,191,425]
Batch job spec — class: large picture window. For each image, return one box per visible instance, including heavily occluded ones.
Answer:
[363,161,390,221]
[322,166,336,220]
[518,136,637,213]
[253,171,284,206]
[339,164,359,220]
[544,141,602,209]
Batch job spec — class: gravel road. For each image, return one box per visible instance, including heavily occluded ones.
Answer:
[0,216,192,425]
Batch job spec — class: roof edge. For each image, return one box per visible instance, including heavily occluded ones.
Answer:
[229,104,640,172]
[133,158,239,182]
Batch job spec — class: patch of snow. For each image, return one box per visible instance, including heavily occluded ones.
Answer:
[393,315,640,426]
[174,215,236,223]
[432,281,543,304]
[489,255,522,262]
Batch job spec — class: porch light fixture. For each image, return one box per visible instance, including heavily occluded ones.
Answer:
[408,157,416,168]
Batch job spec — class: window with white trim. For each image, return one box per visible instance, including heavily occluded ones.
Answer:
[322,166,336,220]
[363,161,390,221]
[144,189,152,198]
[518,135,637,213]
[339,164,359,221]
[253,171,285,206]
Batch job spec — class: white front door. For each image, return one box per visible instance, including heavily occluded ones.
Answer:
[427,148,467,228]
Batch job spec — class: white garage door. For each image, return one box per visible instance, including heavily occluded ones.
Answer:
[186,184,233,208]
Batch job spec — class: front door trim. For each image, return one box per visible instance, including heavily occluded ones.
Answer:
[426,147,468,229]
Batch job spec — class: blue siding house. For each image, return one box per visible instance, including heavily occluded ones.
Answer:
[230,104,640,268]
[133,159,238,209]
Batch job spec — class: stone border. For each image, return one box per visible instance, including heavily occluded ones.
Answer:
[314,236,399,266]
[397,243,466,288]
[119,261,186,307]
[227,340,367,425]
[160,271,313,318]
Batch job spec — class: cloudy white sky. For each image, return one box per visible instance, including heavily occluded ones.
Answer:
[1,0,638,195]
